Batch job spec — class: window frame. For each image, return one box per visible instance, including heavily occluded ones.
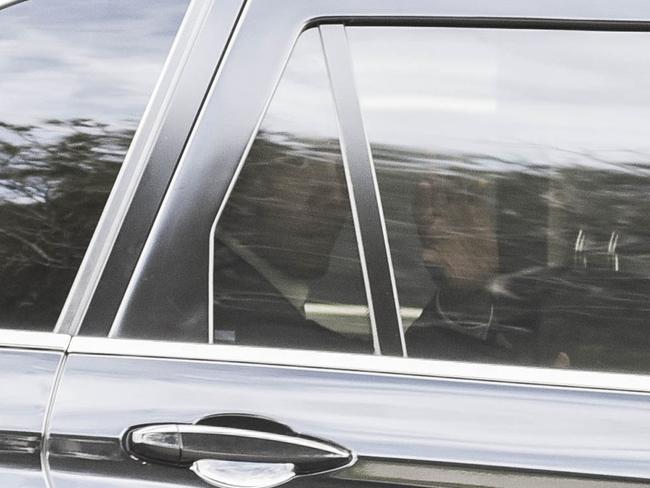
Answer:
[0,0,214,349]
[54,0,246,338]
[37,0,650,393]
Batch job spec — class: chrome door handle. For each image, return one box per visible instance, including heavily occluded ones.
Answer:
[124,421,356,488]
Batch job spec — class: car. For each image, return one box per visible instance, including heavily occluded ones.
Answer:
[3,0,650,487]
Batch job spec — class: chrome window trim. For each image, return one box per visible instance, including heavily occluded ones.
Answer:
[53,0,208,334]
[204,4,287,345]
[340,459,650,488]
[0,0,27,12]
[55,0,246,336]
[69,336,650,394]
[41,349,68,488]
[53,0,204,334]
[108,0,312,340]
[0,329,70,351]
[320,24,405,356]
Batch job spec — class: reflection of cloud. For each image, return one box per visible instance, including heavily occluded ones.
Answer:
[346,27,650,169]
[259,25,650,173]
[261,28,340,140]
[0,0,188,124]
[361,95,498,114]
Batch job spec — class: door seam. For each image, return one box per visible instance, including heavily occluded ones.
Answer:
[40,337,71,488]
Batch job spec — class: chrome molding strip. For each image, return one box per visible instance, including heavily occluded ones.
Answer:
[42,353,68,488]
[142,424,350,456]
[53,0,211,335]
[69,336,650,393]
[338,459,649,488]
[55,0,246,337]
[205,2,283,344]
[0,329,70,351]
[107,0,307,342]
[0,0,27,12]
[83,0,245,338]
[320,24,405,357]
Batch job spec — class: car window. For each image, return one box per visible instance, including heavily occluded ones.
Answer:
[348,26,650,373]
[211,28,373,353]
[0,0,188,331]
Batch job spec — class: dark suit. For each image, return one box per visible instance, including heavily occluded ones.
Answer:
[406,284,532,364]
[213,241,370,353]
[407,266,650,371]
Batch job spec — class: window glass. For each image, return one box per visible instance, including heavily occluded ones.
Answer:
[0,0,188,331]
[212,28,372,353]
[349,26,650,373]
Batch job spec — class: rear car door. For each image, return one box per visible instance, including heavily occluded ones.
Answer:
[0,332,65,488]
[0,0,188,485]
[46,1,650,487]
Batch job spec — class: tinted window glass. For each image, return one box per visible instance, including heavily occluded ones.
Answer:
[349,27,650,373]
[212,28,373,353]
[0,0,188,330]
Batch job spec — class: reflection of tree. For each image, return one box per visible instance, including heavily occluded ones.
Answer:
[226,133,650,305]
[0,119,132,329]
[3,118,650,339]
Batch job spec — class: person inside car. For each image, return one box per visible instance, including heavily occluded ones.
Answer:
[212,134,573,365]
[212,134,369,352]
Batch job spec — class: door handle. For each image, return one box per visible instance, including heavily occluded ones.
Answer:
[124,420,356,488]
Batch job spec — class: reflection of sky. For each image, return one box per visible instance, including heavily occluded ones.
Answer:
[0,350,60,431]
[347,27,650,170]
[261,28,339,140]
[0,0,188,125]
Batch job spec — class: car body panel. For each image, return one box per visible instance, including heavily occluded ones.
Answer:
[46,351,650,486]
[0,346,64,487]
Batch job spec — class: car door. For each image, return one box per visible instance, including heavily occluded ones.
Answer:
[46,1,650,487]
[0,333,66,487]
[0,0,189,485]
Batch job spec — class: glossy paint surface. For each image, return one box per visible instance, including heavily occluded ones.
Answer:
[48,354,650,486]
[36,2,650,488]
[0,348,62,487]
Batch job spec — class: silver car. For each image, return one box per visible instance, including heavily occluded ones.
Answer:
[2,0,650,487]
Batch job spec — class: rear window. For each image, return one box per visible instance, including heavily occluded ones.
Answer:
[348,26,650,374]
